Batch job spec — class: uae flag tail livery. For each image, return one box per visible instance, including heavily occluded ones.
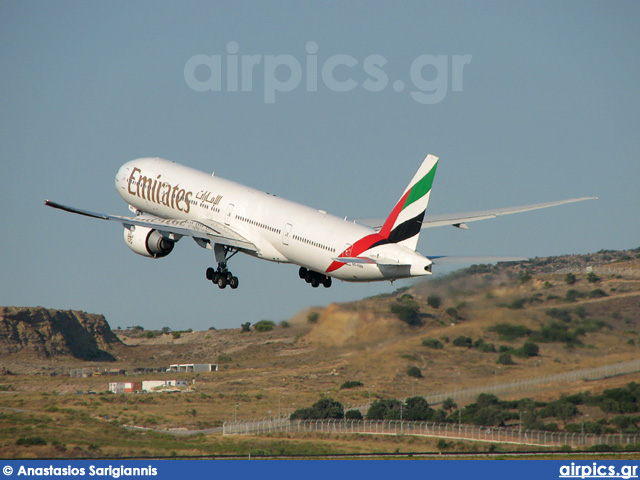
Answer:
[380,154,439,251]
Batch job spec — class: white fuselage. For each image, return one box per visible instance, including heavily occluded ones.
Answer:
[115,158,432,282]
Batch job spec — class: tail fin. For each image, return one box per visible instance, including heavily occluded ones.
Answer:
[379,154,439,251]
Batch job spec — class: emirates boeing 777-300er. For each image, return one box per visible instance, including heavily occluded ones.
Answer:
[45,154,595,290]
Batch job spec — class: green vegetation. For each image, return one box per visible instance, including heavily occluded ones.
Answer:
[290,398,344,420]
[16,436,47,446]
[407,366,423,378]
[240,322,251,332]
[427,295,442,309]
[452,336,473,348]
[307,312,320,324]
[390,297,422,326]
[340,380,364,390]
[253,320,275,332]
[422,338,444,349]
[496,352,515,365]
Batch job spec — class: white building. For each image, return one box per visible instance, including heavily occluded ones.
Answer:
[168,363,218,373]
[142,380,188,392]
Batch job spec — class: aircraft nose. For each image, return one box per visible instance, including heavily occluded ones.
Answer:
[115,163,131,191]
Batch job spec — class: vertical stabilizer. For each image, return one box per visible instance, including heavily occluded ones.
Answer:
[379,154,439,251]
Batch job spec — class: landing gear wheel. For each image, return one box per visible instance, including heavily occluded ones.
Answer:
[206,267,215,280]
[299,267,308,279]
[322,277,332,288]
[305,271,313,283]
[229,276,239,289]
[311,277,320,288]
[217,276,227,289]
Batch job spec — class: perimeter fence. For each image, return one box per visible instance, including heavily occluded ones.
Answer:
[223,417,640,449]
[346,358,640,412]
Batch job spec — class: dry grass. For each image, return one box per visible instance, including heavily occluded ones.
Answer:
[1,256,640,457]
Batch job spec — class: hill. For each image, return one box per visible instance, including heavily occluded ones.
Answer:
[1,247,639,458]
[0,307,122,364]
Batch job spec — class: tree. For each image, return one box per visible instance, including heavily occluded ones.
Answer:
[240,322,251,333]
[404,396,433,421]
[442,397,458,412]
[307,311,320,324]
[407,366,423,378]
[366,399,402,420]
[345,409,363,420]
[564,273,577,285]
[290,398,344,420]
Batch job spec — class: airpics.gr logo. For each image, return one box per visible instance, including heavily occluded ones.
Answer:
[184,41,472,104]
[559,463,639,479]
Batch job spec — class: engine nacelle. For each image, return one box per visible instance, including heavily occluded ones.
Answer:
[123,226,174,258]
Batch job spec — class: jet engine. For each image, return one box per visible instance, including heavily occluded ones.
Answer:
[123,226,174,258]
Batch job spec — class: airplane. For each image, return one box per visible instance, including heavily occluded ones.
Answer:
[45,154,596,290]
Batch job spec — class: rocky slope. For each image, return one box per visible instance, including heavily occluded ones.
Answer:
[0,307,121,361]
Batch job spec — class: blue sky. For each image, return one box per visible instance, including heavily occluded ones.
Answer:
[1,2,638,331]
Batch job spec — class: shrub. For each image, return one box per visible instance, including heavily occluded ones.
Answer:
[240,322,251,332]
[390,299,422,326]
[307,312,320,324]
[445,307,459,319]
[407,366,423,378]
[515,342,540,358]
[254,320,275,332]
[564,273,577,285]
[519,272,532,283]
[171,331,181,339]
[565,289,585,302]
[546,308,572,323]
[453,336,473,348]
[587,272,601,283]
[422,338,444,349]
[488,323,532,341]
[588,289,607,298]
[340,380,364,390]
[497,352,515,365]
[16,436,47,446]
[279,320,290,328]
[345,409,363,420]
[427,295,442,309]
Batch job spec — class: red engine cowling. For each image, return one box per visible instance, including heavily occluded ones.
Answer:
[123,226,174,258]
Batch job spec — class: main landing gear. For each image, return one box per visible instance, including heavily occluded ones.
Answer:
[299,267,332,288]
[206,266,239,289]
[206,245,239,290]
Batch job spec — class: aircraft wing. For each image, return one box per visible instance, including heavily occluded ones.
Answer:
[44,200,257,252]
[356,196,597,230]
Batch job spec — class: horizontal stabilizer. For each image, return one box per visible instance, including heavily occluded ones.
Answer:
[429,255,527,265]
[331,256,410,267]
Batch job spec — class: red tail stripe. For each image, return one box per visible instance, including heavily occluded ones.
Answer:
[379,189,411,238]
